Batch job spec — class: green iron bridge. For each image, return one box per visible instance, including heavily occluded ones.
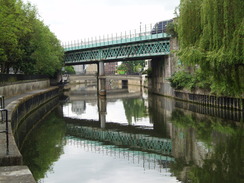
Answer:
[63,24,171,65]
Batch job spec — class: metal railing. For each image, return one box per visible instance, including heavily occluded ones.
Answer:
[0,96,9,155]
[0,95,4,109]
[62,23,170,51]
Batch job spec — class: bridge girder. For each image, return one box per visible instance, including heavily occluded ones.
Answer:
[64,39,170,65]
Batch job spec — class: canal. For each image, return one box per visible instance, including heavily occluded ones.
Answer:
[16,83,243,183]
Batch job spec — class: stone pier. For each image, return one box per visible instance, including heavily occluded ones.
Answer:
[98,61,106,96]
[98,95,107,128]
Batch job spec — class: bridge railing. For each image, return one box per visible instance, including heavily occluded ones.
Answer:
[63,23,170,51]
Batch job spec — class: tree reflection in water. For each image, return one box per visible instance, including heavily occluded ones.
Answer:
[170,109,243,183]
[20,111,66,181]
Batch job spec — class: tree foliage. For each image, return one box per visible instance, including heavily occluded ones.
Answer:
[177,0,244,96]
[117,60,145,74]
[168,69,211,90]
[166,21,178,38]
[0,0,63,76]
[63,66,75,74]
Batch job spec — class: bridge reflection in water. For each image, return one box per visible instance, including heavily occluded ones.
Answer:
[65,84,172,156]
[66,136,174,175]
[67,124,172,155]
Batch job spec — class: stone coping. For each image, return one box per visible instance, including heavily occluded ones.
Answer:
[0,78,48,87]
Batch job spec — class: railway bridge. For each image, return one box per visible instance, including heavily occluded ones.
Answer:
[63,21,173,96]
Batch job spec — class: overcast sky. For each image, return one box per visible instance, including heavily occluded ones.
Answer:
[24,0,180,43]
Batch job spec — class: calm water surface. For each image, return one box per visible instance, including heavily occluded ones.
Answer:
[19,84,243,183]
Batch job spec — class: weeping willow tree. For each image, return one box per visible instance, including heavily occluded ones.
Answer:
[177,0,244,96]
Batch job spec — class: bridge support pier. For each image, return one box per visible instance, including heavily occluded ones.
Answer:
[98,61,106,96]
[149,56,174,96]
[98,95,107,129]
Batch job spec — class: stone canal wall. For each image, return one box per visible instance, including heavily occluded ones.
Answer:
[149,62,244,110]
[68,75,97,84]
[68,74,142,86]
[0,86,60,166]
[8,87,60,133]
[0,79,50,99]
[0,85,61,182]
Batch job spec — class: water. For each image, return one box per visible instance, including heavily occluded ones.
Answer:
[18,84,243,183]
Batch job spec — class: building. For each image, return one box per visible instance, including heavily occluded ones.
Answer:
[105,62,117,75]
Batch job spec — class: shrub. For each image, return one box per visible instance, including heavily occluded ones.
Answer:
[168,71,192,90]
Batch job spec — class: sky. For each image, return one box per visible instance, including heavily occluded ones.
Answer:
[23,0,180,43]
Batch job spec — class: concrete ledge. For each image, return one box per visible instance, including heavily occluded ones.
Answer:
[0,166,35,183]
